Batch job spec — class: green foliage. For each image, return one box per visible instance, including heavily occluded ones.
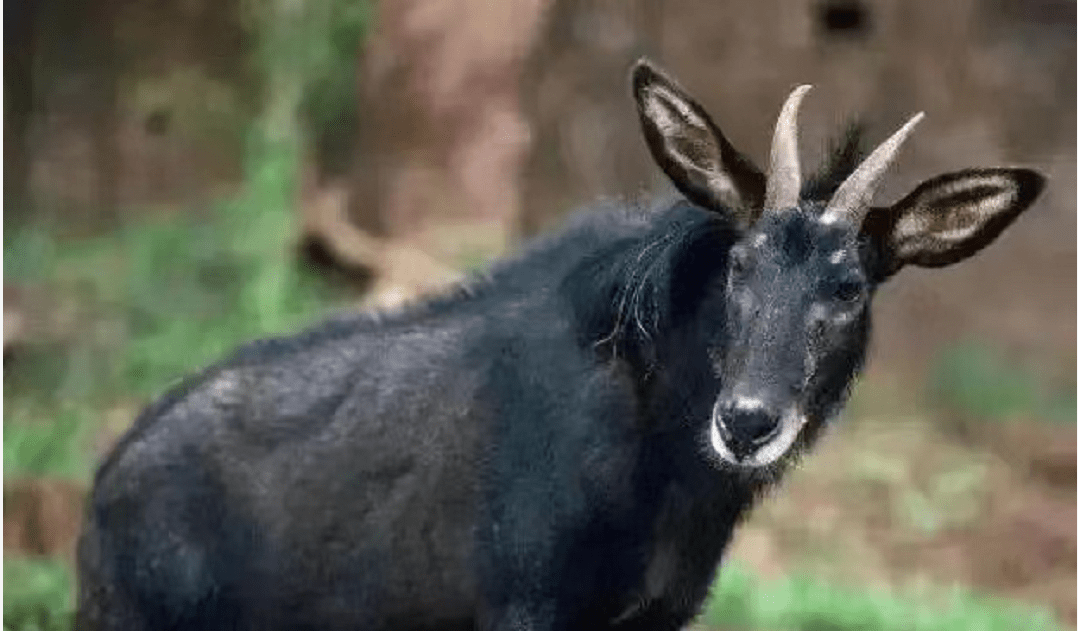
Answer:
[3,160,339,416]
[927,342,1075,423]
[2,0,369,476]
[705,562,1065,631]
[3,405,92,479]
[2,8,1069,631]
[119,200,333,397]
[239,0,372,147]
[296,0,372,134]
[893,462,987,535]
[3,558,75,631]
[3,225,57,284]
[1,556,1064,631]
[1,5,375,627]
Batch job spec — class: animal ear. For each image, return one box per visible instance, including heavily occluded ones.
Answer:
[861,168,1045,280]
[631,58,765,229]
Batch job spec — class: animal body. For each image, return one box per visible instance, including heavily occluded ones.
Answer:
[75,59,1045,631]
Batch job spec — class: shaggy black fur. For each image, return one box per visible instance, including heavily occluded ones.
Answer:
[76,90,1042,630]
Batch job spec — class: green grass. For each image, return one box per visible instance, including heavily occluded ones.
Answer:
[3,558,75,631]
[3,405,94,480]
[114,196,334,395]
[2,5,375,629]
[2,557,1064,631]
[3,144,343,483]
[705,562,1066,631]
[4,169,1072,631]
[4,163,1071,631]
[927,342,1076,424]
[1,5,1068,626]
[5,151,339,400]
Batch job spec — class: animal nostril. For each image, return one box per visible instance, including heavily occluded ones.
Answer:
[742,409,781,445]
[718,404,782,459]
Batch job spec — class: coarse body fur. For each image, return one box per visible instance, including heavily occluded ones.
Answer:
[77,197,796,631]
[75,59,1044,631]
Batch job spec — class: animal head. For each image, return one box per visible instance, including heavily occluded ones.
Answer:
[631,59,1045,469]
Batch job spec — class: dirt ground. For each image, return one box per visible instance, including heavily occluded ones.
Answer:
[727,379,1077,626]
[8,387,1072,628]
[5,199,1075,628]
[5,0,1073,627]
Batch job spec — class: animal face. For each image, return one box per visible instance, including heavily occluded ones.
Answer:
[710,209,870,466]
[631,59,1045,468]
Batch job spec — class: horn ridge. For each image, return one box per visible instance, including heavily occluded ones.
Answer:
[764,84,813,212]
[821,112,925,225]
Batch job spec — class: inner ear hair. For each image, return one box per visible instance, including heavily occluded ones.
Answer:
[632,59,764,228]
[862,167,1045,279]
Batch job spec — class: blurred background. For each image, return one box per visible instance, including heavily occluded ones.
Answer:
[3,0,1075,629]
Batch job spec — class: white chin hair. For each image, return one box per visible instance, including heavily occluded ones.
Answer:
[709,412,806,468]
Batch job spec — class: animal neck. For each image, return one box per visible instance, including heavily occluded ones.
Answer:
[562,202,735,372]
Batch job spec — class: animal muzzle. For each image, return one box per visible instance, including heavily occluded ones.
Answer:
[709,397,806,467]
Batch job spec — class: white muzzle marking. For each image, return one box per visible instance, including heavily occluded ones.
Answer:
[709,408,807,468]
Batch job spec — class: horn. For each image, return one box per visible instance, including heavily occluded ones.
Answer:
[820,112,925,225]
[764,85,813,212]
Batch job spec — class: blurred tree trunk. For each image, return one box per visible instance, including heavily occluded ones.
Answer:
[349,0,552,246]
[89,0,121,228]
[259,13,303,152]
[4,0,39,226]
[252,0,305,177]
[516,0,665,238]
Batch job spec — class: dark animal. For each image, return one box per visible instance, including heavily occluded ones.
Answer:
[75,59,1045,631]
